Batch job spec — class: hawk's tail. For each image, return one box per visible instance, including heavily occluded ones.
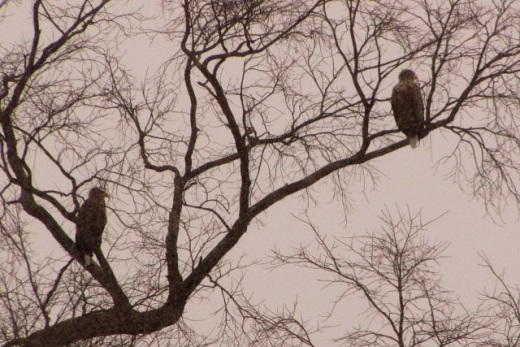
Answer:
[408,135,419,149]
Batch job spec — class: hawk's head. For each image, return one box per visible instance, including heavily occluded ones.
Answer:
[88,187,109,201]
[398,69,418,82]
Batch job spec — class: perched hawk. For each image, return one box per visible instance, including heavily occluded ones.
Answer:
[391,69,425,149]
[76,187,109,266]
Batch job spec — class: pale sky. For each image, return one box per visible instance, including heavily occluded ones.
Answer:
[237,140,520,342]
[2,0,520,345]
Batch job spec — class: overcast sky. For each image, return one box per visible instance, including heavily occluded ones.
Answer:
[2,0,520,344]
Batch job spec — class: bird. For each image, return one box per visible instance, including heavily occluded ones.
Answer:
[75,187,109,266]
[391,69,425,149]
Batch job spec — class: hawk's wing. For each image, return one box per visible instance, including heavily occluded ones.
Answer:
[410,82,424,123]
[391,83,409,130]
[391,82,424,132]
[76,199,107,251]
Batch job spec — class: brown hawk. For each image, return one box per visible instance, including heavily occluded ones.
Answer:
[76,187,109,265]
[391,69,425,149]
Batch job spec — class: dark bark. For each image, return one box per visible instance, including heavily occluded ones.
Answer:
[6,302,185,347]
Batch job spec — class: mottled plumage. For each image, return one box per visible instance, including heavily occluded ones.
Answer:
[76,187,109,265]
[391,69,425,149]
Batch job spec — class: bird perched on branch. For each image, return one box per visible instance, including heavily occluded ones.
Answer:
[76,187,109,266]
[391,69,425,149]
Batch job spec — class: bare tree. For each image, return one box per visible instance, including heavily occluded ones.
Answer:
[273,207,489,347]
[477,256,520,347]
[0,0,519,346]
